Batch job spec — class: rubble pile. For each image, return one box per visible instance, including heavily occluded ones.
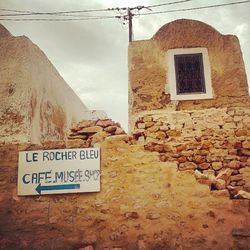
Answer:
[67,119,126,147]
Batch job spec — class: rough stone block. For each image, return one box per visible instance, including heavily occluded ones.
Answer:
[115,127,126,135]
[104,126,117,133]
[78,126,103,134]
[137,122,145,129]
[239,149,250,156]
[179,162,197,171]
[91,131,109,144]
[176,156,187,163]
[198,163,210,170]
[242,140,250,149]
[143,116,153,123]
[228,160,241,170]
[215,179,226,190]
[235,129,248,137]
[68,135,88,140]
[78,120,96,129]
[212,162,223,171]
[155,131,167,140]
[195,170,215,186]
[96,119,114,128]
[216,168,233,183]
[230,174,243,182]
[193,155,206,164]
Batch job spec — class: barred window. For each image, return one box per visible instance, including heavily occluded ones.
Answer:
[174,53,206,94]
[167,48,213,101]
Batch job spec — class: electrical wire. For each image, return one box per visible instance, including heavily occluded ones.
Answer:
[0,11,116,18]
[0,0,193,17]
[0,7,112,15]
[0,16,119,21]
[137,0,250,16]
[0,0,249,21]
[147,0,193,8]
[0,6,120,20]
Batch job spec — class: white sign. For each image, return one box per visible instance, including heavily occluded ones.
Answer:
[18,148,100,196]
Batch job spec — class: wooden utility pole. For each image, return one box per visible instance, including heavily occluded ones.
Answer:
[127,8,133,42]
[122,5,146,42]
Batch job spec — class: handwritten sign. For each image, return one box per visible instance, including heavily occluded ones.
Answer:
[18,148,100,196]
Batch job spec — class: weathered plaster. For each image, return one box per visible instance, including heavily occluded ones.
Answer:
[128,19,249,130]
[0,24,106,143]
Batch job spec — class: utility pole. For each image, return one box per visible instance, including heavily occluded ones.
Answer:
[127,8,133,42]
[116,5,148,42]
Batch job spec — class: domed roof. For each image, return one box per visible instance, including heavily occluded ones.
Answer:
[153,19,222,40]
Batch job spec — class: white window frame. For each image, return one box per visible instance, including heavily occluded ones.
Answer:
[167,47,213,101]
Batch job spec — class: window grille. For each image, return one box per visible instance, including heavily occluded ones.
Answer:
[174,53,206,94]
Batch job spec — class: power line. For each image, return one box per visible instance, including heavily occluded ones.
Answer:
[0,16,119,21]
[1,0,249,18]
[137,0,250,16]
[0,11,115,18]
[0,7,112,15]
[123,0,250,41]
[0,0,193,17]
[0,6,120,19]
[1,0,250,42]
[147,0,193,8]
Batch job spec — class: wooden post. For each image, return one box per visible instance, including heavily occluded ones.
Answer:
[128,8,133,42]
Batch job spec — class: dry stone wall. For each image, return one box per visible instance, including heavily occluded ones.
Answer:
[128,19,250,199]
[132,106,250,198]
[66,119,126,148]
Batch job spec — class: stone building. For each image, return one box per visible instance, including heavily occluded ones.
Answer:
[0,20,250,250]
[129,19,250,194]
[0,24,106,144]
[129,19,249,127]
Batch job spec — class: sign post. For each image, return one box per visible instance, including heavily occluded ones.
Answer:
[18,148,100,196]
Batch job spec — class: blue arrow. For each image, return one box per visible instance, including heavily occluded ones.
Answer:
[36,183,80,195]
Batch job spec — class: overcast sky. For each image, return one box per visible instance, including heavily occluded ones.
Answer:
[1,0,250,130]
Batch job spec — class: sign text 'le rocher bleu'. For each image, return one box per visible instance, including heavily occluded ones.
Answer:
[18,148,100,196]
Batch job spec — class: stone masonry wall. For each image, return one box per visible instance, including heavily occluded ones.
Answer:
[132,106,250,198]
[128,19,250,130]
[1,139,250,250]
[66,118,126,148]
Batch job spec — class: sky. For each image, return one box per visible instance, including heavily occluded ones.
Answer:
[1,0,250,131]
